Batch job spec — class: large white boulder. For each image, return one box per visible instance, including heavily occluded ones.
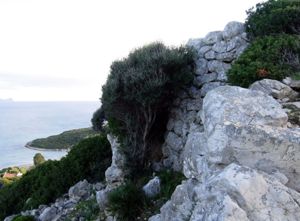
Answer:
[202,86,300,190]
[250,79,298,101]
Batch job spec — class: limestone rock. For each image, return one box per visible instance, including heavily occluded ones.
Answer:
[4,215,17,221]
[203,86,288,129]
[105,134,126,186]
[68,180,91,201]
[250,79,298,101]
[203,86,300,191]
[191,164,300,221]
[195,58,208,76]
[148,214,161,221]
[142,176,161,198]
[223,21,245,40]
[160,179,196,221]
[39,207,58,221]
[203,31,223,45]
[195,73,217,86]
[200,82,224,97]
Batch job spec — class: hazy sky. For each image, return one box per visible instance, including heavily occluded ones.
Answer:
[0,0,264,101]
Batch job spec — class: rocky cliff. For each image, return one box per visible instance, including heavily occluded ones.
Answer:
[6,21,300,221]
[149,22,300,221]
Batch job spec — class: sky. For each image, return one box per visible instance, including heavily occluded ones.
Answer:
[0,0,264,101]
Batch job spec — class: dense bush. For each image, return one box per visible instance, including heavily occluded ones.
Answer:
[0,135,111,220]
[245,0,300,40]
[91,108,106,131]
[12,215,35,221]
[33,153,45,166]
[228,34,300,87]
[100,42,195,172]
[107,182,148,221]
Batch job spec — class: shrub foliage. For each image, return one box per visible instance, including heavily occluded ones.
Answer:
[245,0,300,40]
[99,42,195,171]
[228,34,300,87]
[0,135,111,220]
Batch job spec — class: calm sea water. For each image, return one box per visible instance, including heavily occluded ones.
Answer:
[0,101,100,169]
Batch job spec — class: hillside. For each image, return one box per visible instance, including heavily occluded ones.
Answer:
[27,128,99,150]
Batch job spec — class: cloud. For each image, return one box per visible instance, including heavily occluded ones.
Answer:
[0,73,86,89]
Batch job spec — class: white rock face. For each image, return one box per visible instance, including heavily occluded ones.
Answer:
[105,134,126,186]
[250,79,298,101]
[142,176,161,198]
[155,85,300,221]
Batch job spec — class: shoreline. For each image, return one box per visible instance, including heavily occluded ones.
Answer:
[25,142,70,152]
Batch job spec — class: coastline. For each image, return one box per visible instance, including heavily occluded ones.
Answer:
[25,142,70,152]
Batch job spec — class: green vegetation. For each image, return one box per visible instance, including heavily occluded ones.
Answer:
[107,170,185,221]
[0,166,29,187]
[0,135,112,220]
[66,197,100,221]
[29,128,99,150]
[107,182,148,221]
[91,108,105,132]
[12,215,35,221]
[245,0,300,40]
[33,153,46,166]
[228,34,300,87]
[97,42,195,173]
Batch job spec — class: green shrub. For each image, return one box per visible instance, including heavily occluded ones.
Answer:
[228,34,300,87]
[91,108,106,132]
[67,197,100,221]
[33,153,45,166]
[107,183,148,221]
[12,215,35,221]
[0,135,111,220]
[101,42,195,172]
[245,0,300,40]
[157,170,185,200]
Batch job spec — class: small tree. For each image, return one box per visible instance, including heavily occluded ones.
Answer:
[245,0,300,40]
[228,34,300,87]
[33,153,46,166]
[101,42,195,171]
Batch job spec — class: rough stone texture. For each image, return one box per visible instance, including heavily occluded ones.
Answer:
[250,79,298,102]
[39,207,58,221]
[154,85,300,221]
[163,21,249,171]
[223,21,245,40]
[142,176,161,198]
[283,77,300,90]
[105,134,126,186]
[68,179,91,201]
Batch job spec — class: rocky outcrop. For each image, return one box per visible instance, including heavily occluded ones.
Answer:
[151,85,300,221]
[96,134,126,215]
[162,21,249,171]
[250,79,298,102]
[11,180,104,221]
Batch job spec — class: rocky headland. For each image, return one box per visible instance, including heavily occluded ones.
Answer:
[5,21,300,221]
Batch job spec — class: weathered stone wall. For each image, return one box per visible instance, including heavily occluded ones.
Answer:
[162,21,248,171]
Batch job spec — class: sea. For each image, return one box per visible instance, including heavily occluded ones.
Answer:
[0,101,100,169]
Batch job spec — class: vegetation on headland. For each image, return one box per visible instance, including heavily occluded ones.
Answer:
[0,135,112,220]
[28,128,99,150]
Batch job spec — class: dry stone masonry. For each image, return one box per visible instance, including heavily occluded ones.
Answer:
[162,21,249,171]
[151,22,300,221]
